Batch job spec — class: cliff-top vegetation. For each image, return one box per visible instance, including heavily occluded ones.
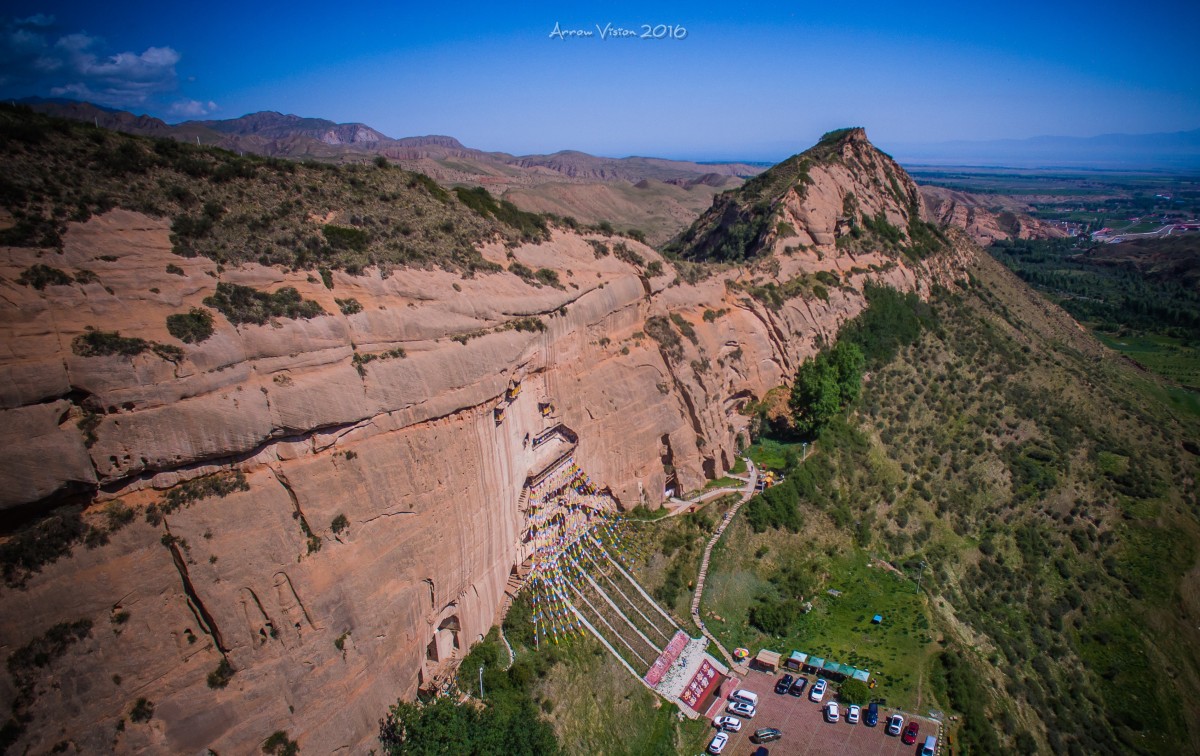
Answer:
[0,105,557,275]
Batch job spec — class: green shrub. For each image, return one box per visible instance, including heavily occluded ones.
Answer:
[165,263,185,275]
[77,410,101,447]
[322,224,369,252]
[7,619,92,678]
[73,331,146,357]
[838,679,870,704]
[453,186,548,240]
[331,514,350,535]
[166,308,215,343]
[207,658,235,689]
[613,242,644,267]
[408,173,450,203]
[72,329,183,361]
[509,317,546,333]
[748,595,798,635]
[160,472,249,515]
[204,283,325,325]
[509,262,534,280]
[862,211,904,246]
[129,698,155,723]
[905,216,947,260]
[645,316,683,362]
[262,730,299,755]
[17,264,72,290]
[335,298,363,315]
[0,509,87,587]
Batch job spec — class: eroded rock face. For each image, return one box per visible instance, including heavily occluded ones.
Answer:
[920,185,1067,245]
[0,207,971,753]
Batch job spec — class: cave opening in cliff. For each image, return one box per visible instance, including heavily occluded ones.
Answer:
[659,434,678,498]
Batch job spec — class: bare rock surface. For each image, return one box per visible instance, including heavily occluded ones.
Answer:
[920,185,1067,244]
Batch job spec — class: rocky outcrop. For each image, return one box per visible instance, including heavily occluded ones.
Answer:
[920,185,1068,245]
[0,139,972,753]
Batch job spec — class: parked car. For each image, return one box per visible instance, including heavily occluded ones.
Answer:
[774,674,794,694]
[788,677,808,697]
[903,721,920,745]
[864,702,879,727]
[708,731,729,754]
[713,716,742,732]
[809,678,828,702]
[921,735,938,756]
[846,704,860,724]
[751,727,782,744]
[825,701,840,722]
[728,699,756,718]
[730,689,760,707]
[886,713,904,736]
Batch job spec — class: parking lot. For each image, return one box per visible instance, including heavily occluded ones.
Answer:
[705,669,942,756]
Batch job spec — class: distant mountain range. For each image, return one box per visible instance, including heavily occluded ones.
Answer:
[888,129,1200,171]
[17,97,767,245]
[17,97,763,183]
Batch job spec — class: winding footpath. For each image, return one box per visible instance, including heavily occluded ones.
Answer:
[690,459,759,670]
[497,623,515,670]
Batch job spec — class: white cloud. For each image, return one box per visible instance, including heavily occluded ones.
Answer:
[0,17,207,112]
[15,14,54,28]
[169,98,218,117]
[54,32,94,54]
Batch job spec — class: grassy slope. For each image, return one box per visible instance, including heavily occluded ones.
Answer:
[502,179,734,247]
[690,252,1200,754]
[500,592,709,756]
[0,105,521,272]
[988,237,1200,400]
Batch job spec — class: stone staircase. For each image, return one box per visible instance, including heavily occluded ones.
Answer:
[494,561,531,626]
[689,458,757,670]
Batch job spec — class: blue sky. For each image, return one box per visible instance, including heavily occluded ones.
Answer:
[2,1,1198,160]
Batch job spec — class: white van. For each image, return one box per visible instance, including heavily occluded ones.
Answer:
[921,734,937,756]
[729,689,759,706]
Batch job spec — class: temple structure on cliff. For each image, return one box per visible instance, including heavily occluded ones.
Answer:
[500,422,731,718]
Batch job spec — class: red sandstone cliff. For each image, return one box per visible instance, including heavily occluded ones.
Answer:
[0,129,973,753]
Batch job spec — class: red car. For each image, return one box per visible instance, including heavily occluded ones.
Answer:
[902,721,920,745]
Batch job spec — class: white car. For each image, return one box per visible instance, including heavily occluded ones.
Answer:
[887,713,904,736]
[708,731,729,754]
[727,699,756,718]
[713,715,742,732]
[825,701,840,722]
[847,704,861,724]
[809,678,828,702]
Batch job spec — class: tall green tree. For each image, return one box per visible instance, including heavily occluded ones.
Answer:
[789,340,865,437]
[789,355,842,436]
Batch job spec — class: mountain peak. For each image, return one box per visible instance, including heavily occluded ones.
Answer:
[665,127,945,264]
[819,126,868,145]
